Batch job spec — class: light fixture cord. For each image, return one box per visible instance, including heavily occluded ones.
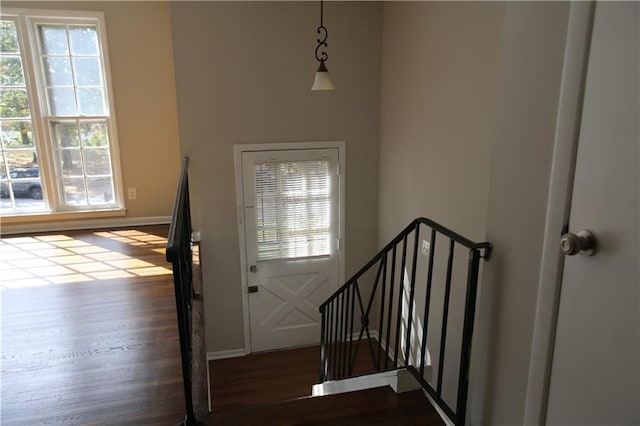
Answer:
[315,0,328,63]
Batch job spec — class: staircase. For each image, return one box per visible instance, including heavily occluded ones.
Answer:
[168,158,492,425]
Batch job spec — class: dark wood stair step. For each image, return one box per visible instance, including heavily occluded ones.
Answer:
[206,386,445,425]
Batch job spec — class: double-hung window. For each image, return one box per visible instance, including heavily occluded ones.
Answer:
[0,9,122,218]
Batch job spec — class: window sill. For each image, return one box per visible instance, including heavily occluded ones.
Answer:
[1,208,126,225]
[1,208,129,235]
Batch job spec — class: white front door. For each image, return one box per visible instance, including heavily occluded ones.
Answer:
[545,2,639,424]
[239,147,341,352]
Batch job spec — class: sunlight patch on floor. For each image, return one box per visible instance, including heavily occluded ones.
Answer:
[0,230,172,290]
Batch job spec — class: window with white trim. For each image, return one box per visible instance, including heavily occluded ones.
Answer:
[0,10,122,217]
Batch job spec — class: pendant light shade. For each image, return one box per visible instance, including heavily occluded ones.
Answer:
[312,0,334,91]
[312,61,334,91]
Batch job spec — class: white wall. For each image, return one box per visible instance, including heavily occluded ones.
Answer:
[170,1,383,352]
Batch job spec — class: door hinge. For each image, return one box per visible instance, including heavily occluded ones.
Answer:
[247,285,259,294]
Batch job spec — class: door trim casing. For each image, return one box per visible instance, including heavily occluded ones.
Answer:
[523,2,595,424]
[233,141,346,354]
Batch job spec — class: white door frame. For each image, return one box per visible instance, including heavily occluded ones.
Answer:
[523,2,595,424]
[234,141,346,353]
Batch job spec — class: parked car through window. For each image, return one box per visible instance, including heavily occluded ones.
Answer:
[0,167,42,199]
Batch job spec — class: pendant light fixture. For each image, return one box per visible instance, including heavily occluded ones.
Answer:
[311,0,335,91]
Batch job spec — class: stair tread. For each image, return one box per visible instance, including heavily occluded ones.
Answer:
[207,386,445,425]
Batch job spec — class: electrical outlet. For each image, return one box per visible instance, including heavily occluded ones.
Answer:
[421,239,430,256]
[127,187,137,200]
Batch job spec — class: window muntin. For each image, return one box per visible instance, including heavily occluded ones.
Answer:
[0,10,122,216]
[255,159,332,261]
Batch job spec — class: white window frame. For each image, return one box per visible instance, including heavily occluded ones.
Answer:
[1,8,124,221]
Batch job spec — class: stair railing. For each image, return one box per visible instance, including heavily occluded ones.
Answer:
[166,157,197,426]
[319,217,491,426]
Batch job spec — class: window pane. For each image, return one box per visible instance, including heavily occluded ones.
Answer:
[73,57,101,86]
[69,26,98,56]
[87,177,113,204]
[52,121,79,147]
[255,160,332,260]
[84,148,110,176]
[48,87,77,116]
[80,121,108,147]
[0,89,30,118]
[39,25,68,55]
[2,121,34,149]
[62,177,86,205]
[77,88,105,115]
[0,56,25,86]
[44,57,73,86]
[0,21,19,53]
[57,149,83,176]
[5,150,37,175]
[0,151,5,179]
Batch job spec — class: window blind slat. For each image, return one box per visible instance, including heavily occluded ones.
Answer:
[255,159,332,260]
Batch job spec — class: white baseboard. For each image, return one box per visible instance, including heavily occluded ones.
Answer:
[0,215,171,235]
[207,348,247,361]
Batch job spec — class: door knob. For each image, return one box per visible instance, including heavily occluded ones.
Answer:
[560,230,596,256]
[250,265,257,273]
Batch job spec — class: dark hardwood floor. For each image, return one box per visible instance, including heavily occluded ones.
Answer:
[1,225,186,425]
[2,225,445,425]
[209,339,385,411]
[208,386,445,425]
[209,341,445,425]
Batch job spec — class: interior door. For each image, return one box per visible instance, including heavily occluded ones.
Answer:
[241,148,340,352]
[545,2,639,424]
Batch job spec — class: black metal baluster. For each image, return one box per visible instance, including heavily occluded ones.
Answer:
[348,282,356,375]
[342,284,351,379]
[403,226,420,365]
[320,306,326,382]
[419,229,437,379]
[350,281,366,375]
[385,244,397,370]
[455,249,481,426]
[328,301,334,380]
[338,292,345,379]
[393,234,409,367]
[437,239,455,396]
[377,253,387,370]
[363,258,385,370]
[333,298,340,380]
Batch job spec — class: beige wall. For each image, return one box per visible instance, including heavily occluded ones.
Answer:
[473,3,570,424]
[169,2,382,352]
[1,2,181,228]
[378,2,572,424]
[378,0,503,414]
[378,1,502,243]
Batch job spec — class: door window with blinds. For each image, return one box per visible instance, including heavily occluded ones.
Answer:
[254,159,332,260]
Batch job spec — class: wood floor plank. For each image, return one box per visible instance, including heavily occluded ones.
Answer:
[1,225,187,425]
[208,387,445,425]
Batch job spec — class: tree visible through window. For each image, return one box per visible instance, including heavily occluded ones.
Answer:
[0,11,122,216]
